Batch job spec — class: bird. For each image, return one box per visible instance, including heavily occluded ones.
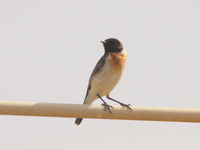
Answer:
[75,38,131,125]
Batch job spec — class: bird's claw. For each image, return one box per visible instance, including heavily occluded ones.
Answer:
[101,103,113,113]
[120,103,133,111]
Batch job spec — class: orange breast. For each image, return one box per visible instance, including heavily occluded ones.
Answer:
[108,52,126,70]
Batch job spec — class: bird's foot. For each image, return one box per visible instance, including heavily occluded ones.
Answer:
[120,103,133,111]
[101,103,113,113]
[106,96,133,111]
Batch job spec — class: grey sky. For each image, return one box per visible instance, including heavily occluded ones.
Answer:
[0,0,200,149]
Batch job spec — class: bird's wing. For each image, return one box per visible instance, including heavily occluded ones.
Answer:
[83,53,107,103]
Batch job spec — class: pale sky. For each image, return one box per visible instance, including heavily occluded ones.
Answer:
[0,0,200,149]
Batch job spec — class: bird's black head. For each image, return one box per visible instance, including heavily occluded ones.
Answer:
[101,38,123,53]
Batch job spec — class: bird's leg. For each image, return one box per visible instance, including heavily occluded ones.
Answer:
[97,95,113,113]
[106,95,132,111]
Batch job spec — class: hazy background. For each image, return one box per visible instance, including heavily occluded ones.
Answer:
[0,0,200,149]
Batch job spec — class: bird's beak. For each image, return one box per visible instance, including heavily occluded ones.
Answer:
[101,40,105,44]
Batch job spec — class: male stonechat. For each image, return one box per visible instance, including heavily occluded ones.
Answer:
[75,38,131,125]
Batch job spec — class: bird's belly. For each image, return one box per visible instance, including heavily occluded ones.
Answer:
[91,65,123,97]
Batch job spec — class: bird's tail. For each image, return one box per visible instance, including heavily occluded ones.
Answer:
[75,92,94,125]
[75,118,83,125]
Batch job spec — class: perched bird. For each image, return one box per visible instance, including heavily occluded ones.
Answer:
[75,38,131,125]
